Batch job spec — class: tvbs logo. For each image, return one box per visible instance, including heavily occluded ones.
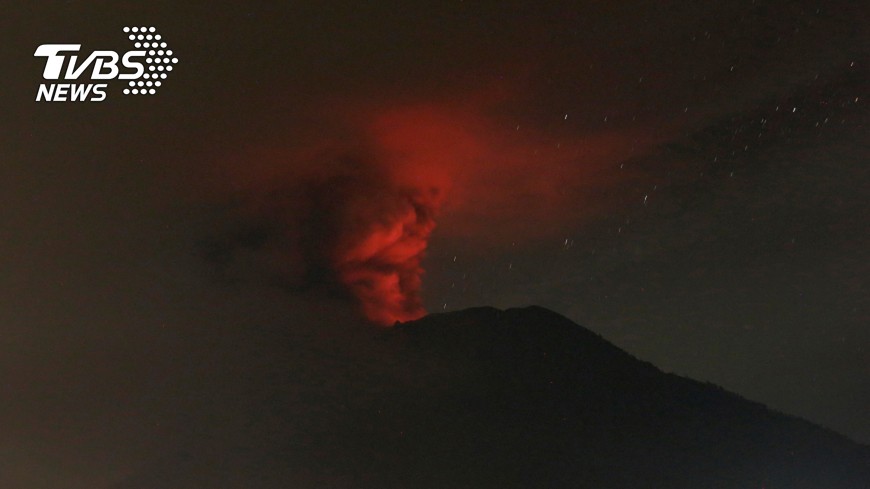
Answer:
[35,26,178,102]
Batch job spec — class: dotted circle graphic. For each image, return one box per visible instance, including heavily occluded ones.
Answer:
[122,26,177,96]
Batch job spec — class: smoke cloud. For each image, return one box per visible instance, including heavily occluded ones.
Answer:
[204,97,654,325]
[304,158,442,325]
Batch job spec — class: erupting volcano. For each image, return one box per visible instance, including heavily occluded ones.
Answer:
[211,100,644,324]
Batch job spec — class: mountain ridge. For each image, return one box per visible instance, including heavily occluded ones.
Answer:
[114,305,870,488]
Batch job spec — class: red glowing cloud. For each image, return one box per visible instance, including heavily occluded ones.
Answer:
[326,105,484,324]
[331,190,435,324]
[203,96,658,325]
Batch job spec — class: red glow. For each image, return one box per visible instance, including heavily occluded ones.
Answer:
[327,105,479,324]
[208,97,659,325]
[332,193,435,324]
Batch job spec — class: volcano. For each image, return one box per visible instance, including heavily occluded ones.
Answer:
[115,306,870,488]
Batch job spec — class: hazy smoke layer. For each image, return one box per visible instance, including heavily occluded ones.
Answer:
[211,100,646,325]
[303,159,443,325]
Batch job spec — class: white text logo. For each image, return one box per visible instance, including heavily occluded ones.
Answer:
[35,26,178,102]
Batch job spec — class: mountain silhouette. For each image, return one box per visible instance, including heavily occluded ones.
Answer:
[115,306,870,488]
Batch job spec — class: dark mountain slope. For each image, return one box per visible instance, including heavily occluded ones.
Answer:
[115,306,870,488]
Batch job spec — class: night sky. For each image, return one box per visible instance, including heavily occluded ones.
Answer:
[2,1,868,487]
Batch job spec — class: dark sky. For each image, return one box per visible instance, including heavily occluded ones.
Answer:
[1,2,868,487]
